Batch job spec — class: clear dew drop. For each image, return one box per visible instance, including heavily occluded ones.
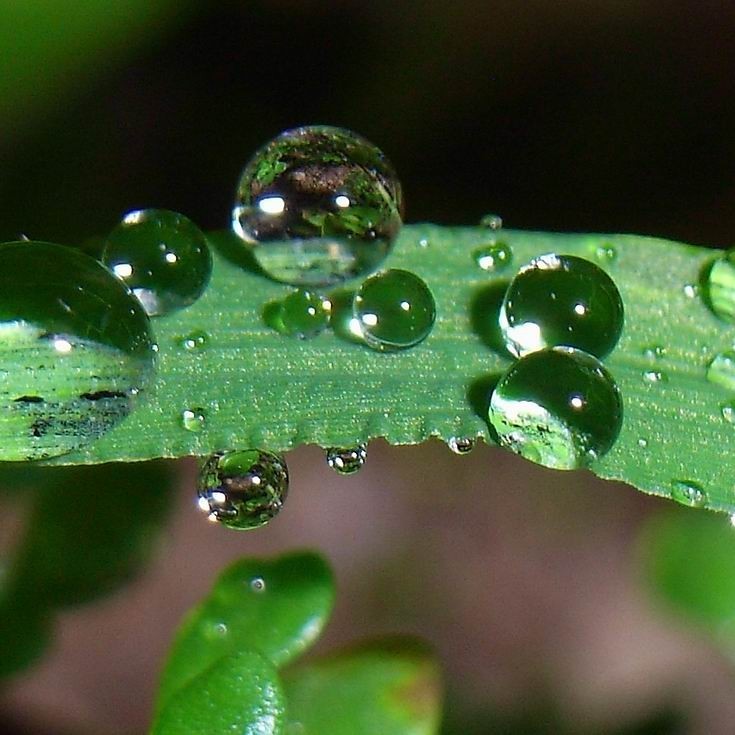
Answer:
[479,213,503,230]
[326,444,367,475]
[637,437,649,448]
[267,288,331,339]
[472,241,513,273]
[0,241,155,461]
[643,370,667,383]
[182,408,206,432]
[671,480,707,508]
[447,437,476,455]
[642,345,666,360]
[683,283,698,299]
[418,237,430,248]
[197,449,288,530]
[721,400,735,424]
[250,576,266,593]
[594,243,617,265]
[180,330,208,351]
[705,249,735,322]
[232,125,403,286]
[706,351,735,391]
[488,347,623,470]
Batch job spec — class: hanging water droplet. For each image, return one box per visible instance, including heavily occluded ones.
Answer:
[197,449,288,530]
[706,351,735,391]
[472,241,512,272]
[102,209,212,316]
[232,126,403,286]
[268,289,331,339]
[0,241,155,461]
[182,407,206,432]
[721,400,735,424]
[353,269,436,351]
[479,213,503,230]
[594,243,617,265]
[447,437,476,455]
[326,444,367,475]
[499,254,624,359]
[250,576,266,593]
[488,347,623,470]
[643,370,667,383]
[180,330,208,351]
[671,480,707,508]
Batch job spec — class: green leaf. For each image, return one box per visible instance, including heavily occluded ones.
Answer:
[151,650,285,735]
[33,226,735,514]
[0,598,52,679]
[283,638,442,735]
[156,551,334,713]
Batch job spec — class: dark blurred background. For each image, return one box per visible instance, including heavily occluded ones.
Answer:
[2,2,735,734]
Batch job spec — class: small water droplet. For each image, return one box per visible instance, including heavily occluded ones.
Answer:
[472,241,512,272]
[594,243,617,265]
[232,126,403,286]
[683,283,698,299]
[180,330,208,351]
[250,576,266,593]
[642,345,666,360]
[326,444,367,475]
[102,209,212,316]
[418,237,429,248]
[671,480,707,508]
[447,437,476,455]
[706,351,735,391]
[182,408,206,432]
[479,213,503,230]
[268,289,331,338]
[499,254,624,359]
[197,449,288,530]
[488,347,623,470]
[643,370,667,383]
[353,269,436,351]
[721,400,735,424]
[637,437,648,448]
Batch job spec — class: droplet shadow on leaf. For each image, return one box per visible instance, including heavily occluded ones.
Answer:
[466,373,502,437]
[469,281,511,356]
[207,229,265,278]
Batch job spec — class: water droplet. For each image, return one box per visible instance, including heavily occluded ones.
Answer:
[479,213,503,230]
[418,237,429,248]
[250,577,266,593]
[488,347,623,470]
[232,126,403,286]
[448,437,476,455]
[268,289,331,339]
[704,249,735,322]
[102,209,212,316]
[326,444,367,475]
[594,243,617,265]
[472,241,512,272]
[637,437,648,448]
[706,351,735,391]
[353,269,436,351]
[180,330,208,351]
[327,288,366,344]
[642,345,666,360]
[671,480,707,508]
[721,400,735,424]
[182,407,206,432]
[499,254,624,359]
[197,449,288,530]
[643,370,667,383]
[0,241,155,461]
[683,283,698,299]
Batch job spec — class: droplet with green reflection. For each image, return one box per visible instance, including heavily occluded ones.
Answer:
[0,241,155,461]
[705,249,735,323]
[232,125,403,286]
[488,347,623,470]
[197,449,288,530]
[472,241,512,272]
[706,351,735,391]
[671,480,707,508]
[326,445,367,475]
[102,209,212,316]
[353,269,436,351]
[499,254,624,359]
[268,289,331,339]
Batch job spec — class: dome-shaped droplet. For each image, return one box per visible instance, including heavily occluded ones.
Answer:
[488,347,623,470]
[472,241,512,272]
[326,444,367,475]
[706,351,735,391]
[180,330,208,351]
[353,269,435,351]
[268,289,331,339]
[447,437,476,455]
[705,249,735,323]
[232,126,403,286]
[102,209,212,316]
[499,254,624,359]
[181,407,206,432]
[671,480,707,508]
[197,449,288,530]
[0,241,155,461]
[479,213,503,230]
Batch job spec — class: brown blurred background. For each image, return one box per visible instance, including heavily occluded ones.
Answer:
[2,1,735,733]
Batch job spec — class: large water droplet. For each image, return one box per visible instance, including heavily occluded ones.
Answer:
[706,351,735,391]
[671,480,707,508]
[472,241,512,272]
[353,269,435,351]
[499,254,624,359]
[268,289,331,338]
[0,241,155,461]
[232,126,403,286]
[197,449,288,530]
[326,444,367,475]
[102,209,212,316]
[488,347,623,470]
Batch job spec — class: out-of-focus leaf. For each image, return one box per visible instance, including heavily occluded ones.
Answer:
[0,596,52,679]
[156,551,334,713]
[151,650,285,735]
[283,638,442,735]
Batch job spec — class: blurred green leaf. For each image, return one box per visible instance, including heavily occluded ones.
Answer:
[156,551,335,713]
[151,650,285,735]
[283,638,442,735]
[0,597,52,679]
